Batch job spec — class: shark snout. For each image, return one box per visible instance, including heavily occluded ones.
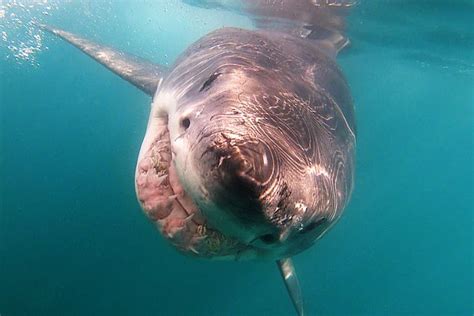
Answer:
[197,134,278,234]
[216,140,274,198]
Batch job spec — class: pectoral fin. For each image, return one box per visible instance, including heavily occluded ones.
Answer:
[277,257,305,316]
[40,24,166,96]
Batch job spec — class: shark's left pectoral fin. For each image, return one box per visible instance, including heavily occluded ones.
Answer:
[277,257,305,316]
[40,24,166,96]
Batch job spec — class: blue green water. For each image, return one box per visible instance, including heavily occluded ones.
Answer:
[1,1,473,315]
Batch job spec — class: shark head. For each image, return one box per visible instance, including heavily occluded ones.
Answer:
[135,28,355,261]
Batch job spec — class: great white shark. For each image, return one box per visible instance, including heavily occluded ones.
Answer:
[41,1,356,314]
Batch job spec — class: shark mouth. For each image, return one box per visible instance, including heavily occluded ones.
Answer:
[135,115,254,259]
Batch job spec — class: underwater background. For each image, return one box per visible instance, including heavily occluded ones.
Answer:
[0,1,472,315]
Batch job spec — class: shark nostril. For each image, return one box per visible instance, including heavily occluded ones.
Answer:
[181,118,191,130]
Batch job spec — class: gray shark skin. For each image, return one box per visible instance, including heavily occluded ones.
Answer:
[41,2,356,315]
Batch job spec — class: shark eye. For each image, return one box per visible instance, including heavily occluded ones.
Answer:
[181,118,191,130]
[199,72,221,92]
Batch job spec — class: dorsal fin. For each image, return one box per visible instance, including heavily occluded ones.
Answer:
[40,25,166,96]
[247,0,355,56]
[185,0,355,56]
[277,258,305,316]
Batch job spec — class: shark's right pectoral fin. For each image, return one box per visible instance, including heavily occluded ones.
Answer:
[277,257,305,316]
[40,24,166,96]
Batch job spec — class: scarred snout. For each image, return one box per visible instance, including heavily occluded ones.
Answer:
[194,132,281,241]
[213,135,274,199]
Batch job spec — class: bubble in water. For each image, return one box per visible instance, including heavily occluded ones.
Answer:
[0,0,61,66]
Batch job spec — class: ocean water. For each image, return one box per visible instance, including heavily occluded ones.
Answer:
[0,1,472,315]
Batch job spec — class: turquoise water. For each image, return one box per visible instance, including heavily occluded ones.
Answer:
[1,1,473,315]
